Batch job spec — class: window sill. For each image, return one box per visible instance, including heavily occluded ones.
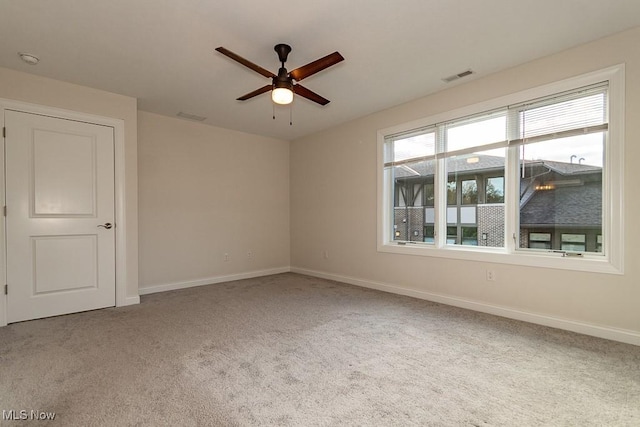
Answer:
[377,242,622,275]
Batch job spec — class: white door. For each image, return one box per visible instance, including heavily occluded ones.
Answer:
[5,110,116,323]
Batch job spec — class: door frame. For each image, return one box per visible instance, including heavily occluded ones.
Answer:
[0,99,132,326]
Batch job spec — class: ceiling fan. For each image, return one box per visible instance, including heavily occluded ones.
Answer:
[215,44,344,106]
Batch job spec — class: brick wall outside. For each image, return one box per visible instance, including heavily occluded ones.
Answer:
[477,204,505,247]
[520,229,530,248]
[394,207,424,241]
[395,204,506,246]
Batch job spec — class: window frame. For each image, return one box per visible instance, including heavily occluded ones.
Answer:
[377,65,624,274]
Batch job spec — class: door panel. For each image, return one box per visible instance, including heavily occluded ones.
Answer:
[32,129,97,216]
[32,235,98,294]
[5,110,116,323]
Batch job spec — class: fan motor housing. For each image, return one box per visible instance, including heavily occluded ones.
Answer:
[274,67,293,90]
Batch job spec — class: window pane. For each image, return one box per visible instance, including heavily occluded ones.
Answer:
[530,232,551,241]
[461,180,478,204]
[425,207,435,223]
[460,206,476,224]
[519,133,603,253]
[561,233,586,252]
[424,225,435,244]
[447,226,458,244]
[446,114,506,152]
[424,183,434,206]
[462,227,478,246]
[392,158,436,242]
[447,180,457,204]
[388,132,436,163]
[562,242,586,252]
[530,241,552,249]
[529,232,552,250]
[518,92,606,139]
[446,207,457,224]
[562,234,586,243]
[485,177,504,203]
[448,150,505,248]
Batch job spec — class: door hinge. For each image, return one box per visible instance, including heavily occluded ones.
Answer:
[3,206,6,217]
[2,127,5,138]
[4,284,7,295]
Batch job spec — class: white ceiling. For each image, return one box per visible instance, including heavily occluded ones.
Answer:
[1,1,639,141]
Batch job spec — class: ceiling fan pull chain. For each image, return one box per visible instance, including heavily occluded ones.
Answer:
[273,102,276,120]
[290,102,293,126]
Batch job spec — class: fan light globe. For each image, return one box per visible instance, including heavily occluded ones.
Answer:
[272,88,293,105]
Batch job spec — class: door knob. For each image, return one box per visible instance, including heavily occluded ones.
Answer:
[97,223,113,229]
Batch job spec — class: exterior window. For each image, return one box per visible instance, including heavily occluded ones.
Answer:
[447,180,457,205]
[485,177,504,203]
[423,183,434,206]
[461,180,478,204]
[561,234,586,252]
[446,226,457,244]
[380,66,623,274]
[529,232,552,250]
[462,227,478,246]
[424,225,435,243]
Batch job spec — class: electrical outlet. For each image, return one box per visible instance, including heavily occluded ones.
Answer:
[247,251,253,259]
[486,270,495,281]
[224,253,229,262]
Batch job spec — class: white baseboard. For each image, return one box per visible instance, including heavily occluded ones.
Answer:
[291,267,640,347]
[121,295,140,306]
[138,267,291,295]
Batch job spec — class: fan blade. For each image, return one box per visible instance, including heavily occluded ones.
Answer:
[293,84,330,106]
[237,85,272,101]
[289,52,344,82]
[216,47,275,78]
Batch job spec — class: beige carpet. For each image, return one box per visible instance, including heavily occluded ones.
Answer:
[1,273,639,426]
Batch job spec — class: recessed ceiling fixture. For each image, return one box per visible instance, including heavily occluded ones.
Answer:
[176,112,206,121]
[215,44,344,107]
[442,69,474,83]
[18,52,39,65]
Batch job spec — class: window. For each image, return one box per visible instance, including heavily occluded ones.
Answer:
[515,88,605,254]
[461,180,478,205]
[561,234,586,252]
[529,232,552,250]
[424,225,435,243]
[379,65,624,274]
[485,177,504,203]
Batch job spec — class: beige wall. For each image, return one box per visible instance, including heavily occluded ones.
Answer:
[291,28,640,339]
[0,66,139,300]
[137,112,290,291]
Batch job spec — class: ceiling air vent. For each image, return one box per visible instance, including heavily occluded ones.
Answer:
[176,112,206,122]
[442,69,474,83]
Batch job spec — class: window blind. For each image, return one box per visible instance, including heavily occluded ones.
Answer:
[508,82,608,146]
[383,81,608,168]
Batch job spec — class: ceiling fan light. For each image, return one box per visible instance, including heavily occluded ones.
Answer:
[272,87,294,105]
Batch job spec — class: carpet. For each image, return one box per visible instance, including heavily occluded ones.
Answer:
[0,273,638,426]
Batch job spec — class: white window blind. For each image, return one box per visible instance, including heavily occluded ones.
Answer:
[384,127,436,167]
[508,82,608,146]
[384,82,608,169]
